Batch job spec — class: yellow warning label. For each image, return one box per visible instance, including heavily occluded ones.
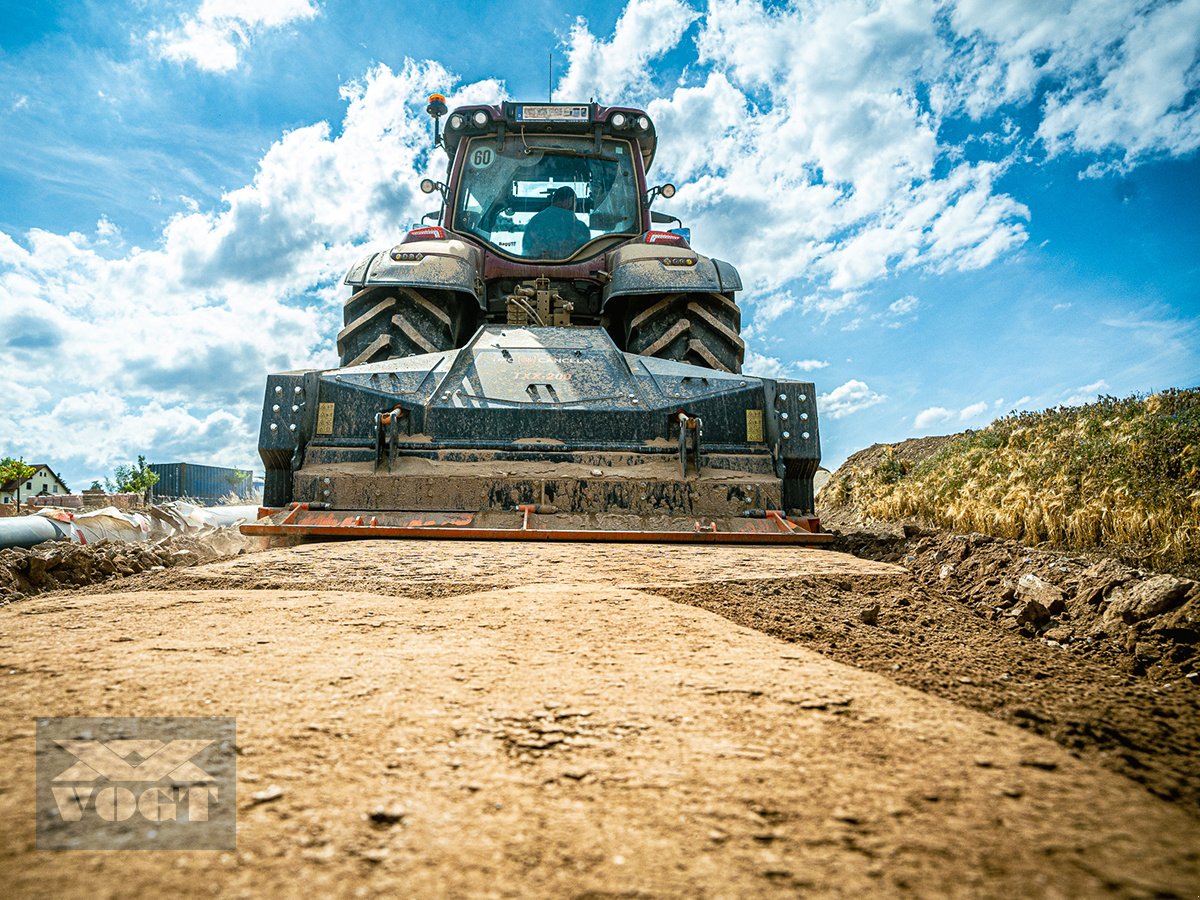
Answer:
[316,402,335,435]
[746,409,764,443]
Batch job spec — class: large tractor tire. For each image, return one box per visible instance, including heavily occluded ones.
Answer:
[623,291,745,374]
[337,286,470,367]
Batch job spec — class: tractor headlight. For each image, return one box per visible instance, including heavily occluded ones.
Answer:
[448,114,464,130]
[637,116,650,130]
[611,112,627,128]
[472,110,488,126]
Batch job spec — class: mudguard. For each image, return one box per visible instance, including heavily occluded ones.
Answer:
[343,239,484,307]
[602,244,742,308]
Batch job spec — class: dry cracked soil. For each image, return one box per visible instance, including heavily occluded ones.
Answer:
[1,539,1198,898]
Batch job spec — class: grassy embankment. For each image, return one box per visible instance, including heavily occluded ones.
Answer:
[822,389,1200,575]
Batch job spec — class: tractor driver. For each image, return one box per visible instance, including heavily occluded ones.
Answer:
[522,186,591,259]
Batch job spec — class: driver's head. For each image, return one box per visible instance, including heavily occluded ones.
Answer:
[551,186,577,210]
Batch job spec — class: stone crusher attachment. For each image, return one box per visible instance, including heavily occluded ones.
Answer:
[243,326,831,544]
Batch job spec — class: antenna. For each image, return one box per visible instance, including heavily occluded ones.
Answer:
[548,51,552,102]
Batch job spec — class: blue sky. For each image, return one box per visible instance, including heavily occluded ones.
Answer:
[1,0,1198,491]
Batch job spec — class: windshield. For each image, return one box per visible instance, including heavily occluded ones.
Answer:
[452,135,641,260]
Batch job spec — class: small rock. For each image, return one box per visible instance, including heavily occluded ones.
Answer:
[1013,599,1050,628]
[1105,575,1193,625]
[367,804,406,826]
[1043,625,1073,643]
[1019,759,1059,771]
[1016,573,1065,611]
[26,556,48,585]
[1074,558,1133,607]
[859,603,880,626]
[249,785,284,804]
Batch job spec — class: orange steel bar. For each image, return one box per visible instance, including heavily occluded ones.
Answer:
[243,520,832,546]
[241,523,832,544]
[766,510,798,533]
[241,504,834,545]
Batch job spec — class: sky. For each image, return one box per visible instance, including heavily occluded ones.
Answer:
[1,0,1198,490]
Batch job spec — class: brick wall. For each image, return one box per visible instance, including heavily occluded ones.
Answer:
[0,493,147,516]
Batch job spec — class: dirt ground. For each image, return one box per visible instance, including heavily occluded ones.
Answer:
[2,539,1199,897]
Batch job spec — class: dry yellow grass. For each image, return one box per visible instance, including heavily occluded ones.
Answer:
[822,389,1200,574]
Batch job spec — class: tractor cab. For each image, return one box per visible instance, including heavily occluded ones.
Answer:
[421,100,672,263]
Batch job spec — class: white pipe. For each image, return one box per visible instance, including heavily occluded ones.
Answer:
[0,516,71,550]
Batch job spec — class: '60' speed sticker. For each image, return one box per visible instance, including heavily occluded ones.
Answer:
[469,147,495,169]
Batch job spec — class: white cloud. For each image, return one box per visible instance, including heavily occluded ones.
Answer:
[959,401,988,420]
[742,350,789,378]
[752,289,798,322]
[1039,0,1200,164]
[822,380,886,419]
[150,0,318,72]
[952,0,1200,168]
[794,359,829,371]
[634,0,1033,335]
[93,216,123,248]
[622,0,1198,342]
[556,0,699,102]
[1063,379,1110,405]
[743,350,829,378]
[878,293,921,328]
[0,61,501,481]
[803,291,862,319]
[914,406,954,429]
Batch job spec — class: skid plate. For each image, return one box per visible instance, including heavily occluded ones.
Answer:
[241,504,834,545]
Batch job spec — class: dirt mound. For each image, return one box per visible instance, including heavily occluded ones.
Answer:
[834,433,957,474]
[0,528,254,603]
[823,513,1199,685]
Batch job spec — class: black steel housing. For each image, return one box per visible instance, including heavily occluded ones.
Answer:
[258,326,820,515]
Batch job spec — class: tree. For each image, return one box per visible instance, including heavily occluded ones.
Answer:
[0,457,37,508]
[105,456,160,496]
